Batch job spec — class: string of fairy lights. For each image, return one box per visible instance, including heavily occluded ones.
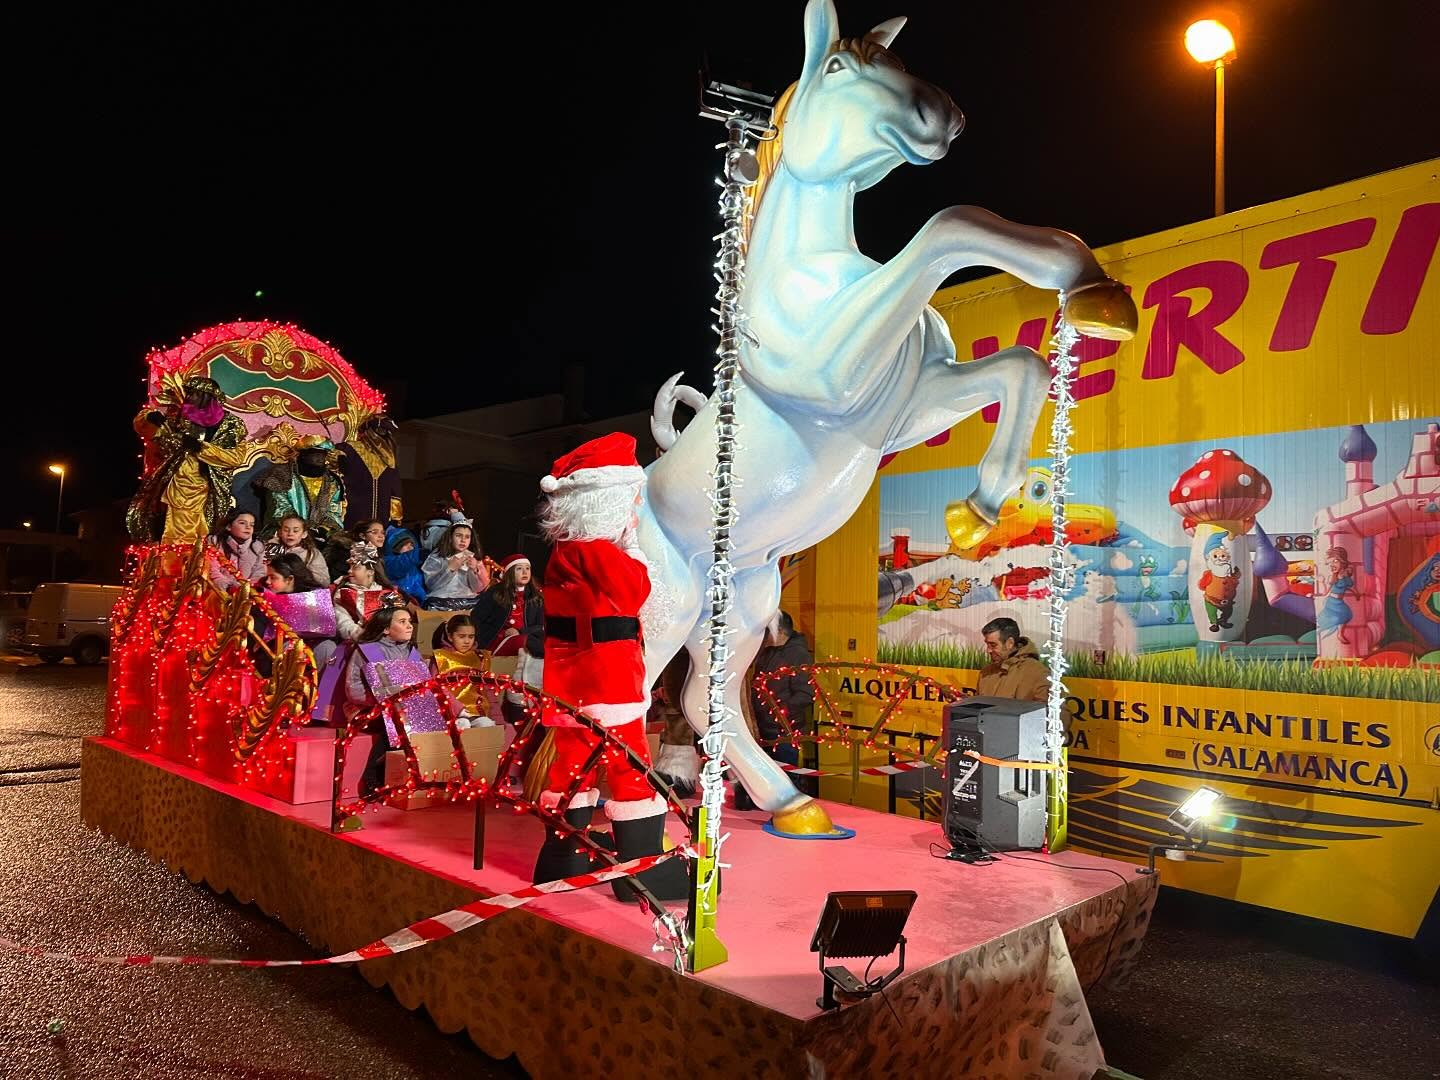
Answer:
[1042,316,1081,837]
[695,116,759,912]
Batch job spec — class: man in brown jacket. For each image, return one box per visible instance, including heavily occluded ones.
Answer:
[975,617,1049,702]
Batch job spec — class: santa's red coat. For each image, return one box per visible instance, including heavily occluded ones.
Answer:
[542,539,650,728]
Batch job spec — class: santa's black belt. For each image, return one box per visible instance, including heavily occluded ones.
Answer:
[545,615,640,644]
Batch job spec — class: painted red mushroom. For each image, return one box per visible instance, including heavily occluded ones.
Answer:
[1169,449,1272,536]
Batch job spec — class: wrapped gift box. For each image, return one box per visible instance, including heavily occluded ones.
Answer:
[248,727,373,805]
[383,726,506,810]
[266,589,338,639]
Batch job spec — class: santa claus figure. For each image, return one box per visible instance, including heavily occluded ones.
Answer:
[531,433,689,901]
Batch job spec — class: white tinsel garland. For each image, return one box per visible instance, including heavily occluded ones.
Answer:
[1043,316,1080,843]
[696,116,757,911]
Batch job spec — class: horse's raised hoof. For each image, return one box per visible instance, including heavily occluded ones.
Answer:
[945,497,996,555]
[766,799,855,840]
[1064,278,1138,341]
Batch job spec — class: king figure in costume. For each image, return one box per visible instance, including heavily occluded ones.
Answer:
[255,438,348,542]
[531,433,689,901]
[127,376,293,543]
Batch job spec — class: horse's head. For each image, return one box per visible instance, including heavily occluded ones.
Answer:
[781,0,964,191]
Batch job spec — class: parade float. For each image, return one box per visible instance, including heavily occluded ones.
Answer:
[788,158,1440,940]
[70,5,1161,1077]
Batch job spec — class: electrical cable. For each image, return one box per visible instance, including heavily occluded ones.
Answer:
[863,953,905,1030]
[930,815,1131,992]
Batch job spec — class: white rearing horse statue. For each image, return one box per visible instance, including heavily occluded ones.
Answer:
[638,0,1137,836]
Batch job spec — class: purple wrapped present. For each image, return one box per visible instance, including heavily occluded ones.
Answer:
[266,589,338,640]
[358,643,449,743]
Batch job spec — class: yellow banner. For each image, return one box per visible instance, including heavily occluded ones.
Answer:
[801,162,1440,936]
[813,668,1439,937]
[890,161,1439,472]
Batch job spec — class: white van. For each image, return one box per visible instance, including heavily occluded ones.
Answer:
[22,583,125,665]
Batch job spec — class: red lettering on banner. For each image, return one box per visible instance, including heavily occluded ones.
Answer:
[1361,202,1440,335]
[1141,260,1248,378]
[973,318,1047,421]
[1065,326,1123,401]
[1260,218,1376,351]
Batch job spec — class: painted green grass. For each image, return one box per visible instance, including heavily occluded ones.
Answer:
[876,640,989,671]
[877,640,1440,703]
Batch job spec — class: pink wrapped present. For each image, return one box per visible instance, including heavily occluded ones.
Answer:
[266,589,338,640]
[358,644,450,743]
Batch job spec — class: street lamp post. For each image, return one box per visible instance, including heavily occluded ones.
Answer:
[48,464,66,580]
[1185,19,1237,217]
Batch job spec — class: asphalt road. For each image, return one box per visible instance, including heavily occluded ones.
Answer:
[0,659,1435,1079]
[0,660,519,1080]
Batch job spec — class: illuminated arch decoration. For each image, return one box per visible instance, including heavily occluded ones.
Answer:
[752,660,965,777]
[145,320,387,444]
[333,670,693,962]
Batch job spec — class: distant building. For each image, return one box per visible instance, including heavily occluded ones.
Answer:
[396,392,657,567]
[0,500,123,589]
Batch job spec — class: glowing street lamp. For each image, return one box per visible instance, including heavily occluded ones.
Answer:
[47,464,66,579]
[22,521,32,529]
[1185,19,1237,216]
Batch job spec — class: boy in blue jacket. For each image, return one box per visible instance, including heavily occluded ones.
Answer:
[383,526,427,606]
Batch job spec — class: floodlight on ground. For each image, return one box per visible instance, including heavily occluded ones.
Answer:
[1138,785,1223,876]
[809,890,916,1011]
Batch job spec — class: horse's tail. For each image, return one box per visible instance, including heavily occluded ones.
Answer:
[650,372,707,453]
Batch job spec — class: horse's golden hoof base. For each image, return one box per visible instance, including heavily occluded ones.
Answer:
[770,799,840,837]
[1065,279,1138,341]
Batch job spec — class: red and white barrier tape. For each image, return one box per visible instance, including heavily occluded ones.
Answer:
[0,852,672,969]
[776,759,937,779]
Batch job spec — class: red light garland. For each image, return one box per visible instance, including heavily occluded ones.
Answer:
[144,320,386,418]
[750,659,972,775]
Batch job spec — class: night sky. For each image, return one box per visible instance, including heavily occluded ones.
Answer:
[6,0,1437,528]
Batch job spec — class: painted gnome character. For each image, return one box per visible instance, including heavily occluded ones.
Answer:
[1197,532,1241,632]
[531,432,689,901]
[255,437,348,542]
[127,376,288,543]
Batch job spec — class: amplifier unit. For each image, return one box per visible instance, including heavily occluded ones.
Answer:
[941,696,1048,858]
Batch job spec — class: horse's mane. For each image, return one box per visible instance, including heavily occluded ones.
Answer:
[744,37,902,248]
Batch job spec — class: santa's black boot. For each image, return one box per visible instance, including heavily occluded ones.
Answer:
[609,811,691,902]
[533,802,602,885]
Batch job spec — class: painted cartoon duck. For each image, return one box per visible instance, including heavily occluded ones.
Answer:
[946,466,1117,558]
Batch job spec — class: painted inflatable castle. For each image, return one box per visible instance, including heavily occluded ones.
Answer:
[1256,422,1440,665]
[1308,423,1440,663]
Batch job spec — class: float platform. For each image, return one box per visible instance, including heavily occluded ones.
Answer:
[80,736,1155,1079]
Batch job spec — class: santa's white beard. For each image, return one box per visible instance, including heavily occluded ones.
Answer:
[539,482,643,544]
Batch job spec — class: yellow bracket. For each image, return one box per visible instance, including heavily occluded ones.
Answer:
[1049,746,1069,853]
[685,805,728,973]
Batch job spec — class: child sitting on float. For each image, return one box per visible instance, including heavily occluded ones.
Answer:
[343,605,443,805]
[267,513,331,586]
[470,554,542,658]
[210,509,267,590]
[383,525,428,606]
[420,500,469,552]
[253,551,337,674]
[421,523,489,611]
[354,519,388,552]
[430,614,493,729]
[335,542,407,642]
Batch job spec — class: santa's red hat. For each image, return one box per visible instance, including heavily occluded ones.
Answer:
[540,432,644,494]
[502,553,530,571]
